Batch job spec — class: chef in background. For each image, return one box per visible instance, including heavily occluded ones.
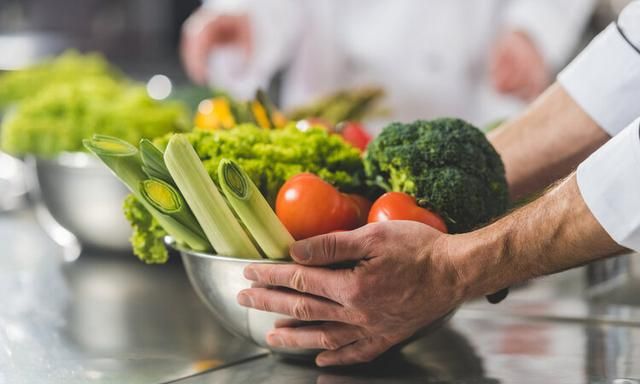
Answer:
[181,0,596,130]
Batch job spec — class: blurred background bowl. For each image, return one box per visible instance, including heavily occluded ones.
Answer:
[27,153,131,252]
[170,238,457,358]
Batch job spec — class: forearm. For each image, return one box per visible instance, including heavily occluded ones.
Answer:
[488,83,609,200]
[450,173,624,299]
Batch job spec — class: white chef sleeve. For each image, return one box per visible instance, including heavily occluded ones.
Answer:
[503,0,596,70]
[577,118,640,251]
[558,1,640,136]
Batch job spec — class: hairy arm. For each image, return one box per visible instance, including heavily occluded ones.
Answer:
[451,173,624,298]
[488,83,609,200]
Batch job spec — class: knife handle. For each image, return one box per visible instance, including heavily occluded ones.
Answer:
[486,287,509,304]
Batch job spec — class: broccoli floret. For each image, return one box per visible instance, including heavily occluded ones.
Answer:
[364,118,509,233]
[123,194,169,264]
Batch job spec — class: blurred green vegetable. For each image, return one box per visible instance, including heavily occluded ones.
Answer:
[287,87,385,126]
[0,50,121,109]
[1,78,189,157]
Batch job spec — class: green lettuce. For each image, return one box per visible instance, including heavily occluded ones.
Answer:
[1,78,189,157]
[0,50,121,109]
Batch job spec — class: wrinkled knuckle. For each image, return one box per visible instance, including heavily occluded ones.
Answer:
[321,234,338,262]
[292,298,312,321]
[258,298,271,313]
[362,224,386,250]
[318,333,340,350]
[265,272,279,287]
[290,269,308,292]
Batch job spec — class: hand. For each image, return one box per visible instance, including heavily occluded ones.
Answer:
[236,221,467,366]
[180,8,252,85]
[490,30,551,101]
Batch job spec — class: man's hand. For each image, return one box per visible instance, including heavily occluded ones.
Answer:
[236,221,465,366]
[237,175,623,367]
[490,30,551,101]
[180,8,252,85]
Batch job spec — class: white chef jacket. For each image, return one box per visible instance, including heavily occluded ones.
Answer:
[560,1,640,251]
[204,0,594,130]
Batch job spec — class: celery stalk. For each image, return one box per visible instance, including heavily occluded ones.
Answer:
[164,134,262,259]
[219,159,293,260]
[83,135,210,252]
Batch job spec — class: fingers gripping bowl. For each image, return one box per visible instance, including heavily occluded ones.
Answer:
[167,238,457,358]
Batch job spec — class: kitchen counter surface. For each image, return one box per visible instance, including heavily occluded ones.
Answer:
[0,209,264,384]
[2,207,640,384]
[180,303,640,384]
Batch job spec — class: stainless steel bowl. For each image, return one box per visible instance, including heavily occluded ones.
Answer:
[170,239,457,358]
[27,153,132,252]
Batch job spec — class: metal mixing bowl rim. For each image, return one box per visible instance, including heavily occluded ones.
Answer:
[27,152,105,169]
[164,237,292,264]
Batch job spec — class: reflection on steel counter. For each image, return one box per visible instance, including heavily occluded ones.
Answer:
[178,302,640,384]
[0,209,264,383]
[587,253,640,305]
[178,325,492,384]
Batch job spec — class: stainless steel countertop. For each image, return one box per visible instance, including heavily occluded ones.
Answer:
[179,307,640,384]
[3,208,640,383]
[0,209,265,384]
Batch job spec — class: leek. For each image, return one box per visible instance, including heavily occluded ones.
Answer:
[83,135,210,252]
[164,134,262,259]
[139,178,206,239]
[219,159,293,260]
[139,139,174,185]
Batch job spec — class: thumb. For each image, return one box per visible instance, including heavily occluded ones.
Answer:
[290,230,369,266]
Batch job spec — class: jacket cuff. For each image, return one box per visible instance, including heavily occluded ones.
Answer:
[559,24,640,136]
[577,118,640,251]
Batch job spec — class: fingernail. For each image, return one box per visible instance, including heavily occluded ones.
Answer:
[237,292,254,307]
[244,266,258,281]
[267,333,284,347]
[291,241,310,261]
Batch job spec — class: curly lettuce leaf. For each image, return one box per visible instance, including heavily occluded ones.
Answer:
[123,194,168,264]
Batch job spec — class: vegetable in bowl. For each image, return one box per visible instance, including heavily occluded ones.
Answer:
[121,124,365,263]
[364,118,509,233]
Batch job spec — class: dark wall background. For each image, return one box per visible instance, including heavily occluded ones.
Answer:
[0,0,200,81]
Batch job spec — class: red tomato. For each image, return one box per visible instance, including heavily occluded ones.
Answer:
[347,194,372,227]
[276,173,361,240]
[336,121,372,151]
[368,192,448,233]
